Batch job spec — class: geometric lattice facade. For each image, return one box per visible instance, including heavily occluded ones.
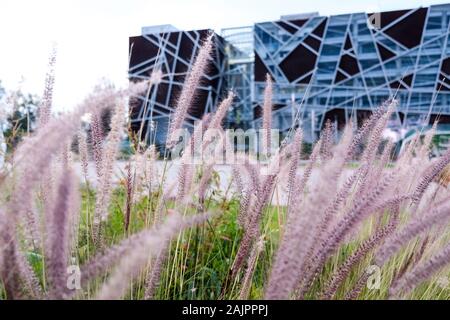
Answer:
[254,4,450,141]
[129,28,226,146]
[221,26,255,130]
[129,4,450,145]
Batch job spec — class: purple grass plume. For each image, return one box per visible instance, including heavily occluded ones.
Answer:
[166,34,213,149]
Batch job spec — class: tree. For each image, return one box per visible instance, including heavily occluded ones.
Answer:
[0,81,40,151]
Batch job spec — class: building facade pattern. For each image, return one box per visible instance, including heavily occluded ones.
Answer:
[129,29,226,146]
[253,5,450,140]
[129,4,450,146]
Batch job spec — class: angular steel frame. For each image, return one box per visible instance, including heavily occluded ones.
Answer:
[253,4,450,142]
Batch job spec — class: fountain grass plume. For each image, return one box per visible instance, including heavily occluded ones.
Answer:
[239,237,265,300]
[321,216,398,300]
[95,211,211,300]
[37,45,57,128]
[389,243,450,298]
[232,173,277,278]
[376,199,450,265]
[90,111,104,179]
[320,120,334,161]
[266,124,354,300]
[77,131,89,181]
[166,34,213,149]
[286,128,303,209]
[94,104,125,227]
[206,91,235,133]
[144,243,169,300]
[262,74,273,155]
[46,168,79,299]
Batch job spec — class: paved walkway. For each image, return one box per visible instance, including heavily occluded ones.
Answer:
[73,160,355,206]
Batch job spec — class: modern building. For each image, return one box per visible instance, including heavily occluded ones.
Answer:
[129,3,450,146]
[128,26,227,146]
[253,5,450,142]
[221,26,254,130]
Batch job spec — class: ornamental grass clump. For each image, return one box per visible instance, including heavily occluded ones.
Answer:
[0,38,449,300]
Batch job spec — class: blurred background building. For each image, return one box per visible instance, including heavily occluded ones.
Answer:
[129,3,450,152]
[128,27,227,147]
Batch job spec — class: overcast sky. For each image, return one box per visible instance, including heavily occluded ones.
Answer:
[0,0,449,111]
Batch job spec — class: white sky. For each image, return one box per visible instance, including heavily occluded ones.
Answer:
[0,0,449,111]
